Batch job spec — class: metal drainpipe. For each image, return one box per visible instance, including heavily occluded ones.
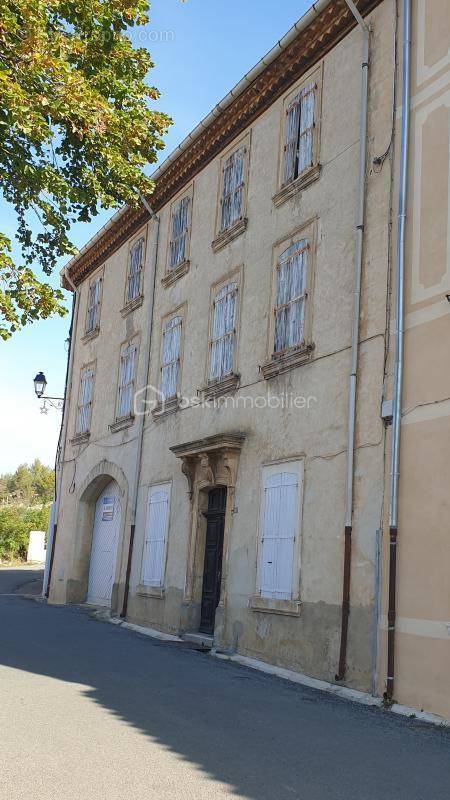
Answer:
[386,0,411,701]
[44,269,79,597]
[121,200,160,619]
[336,0,370,682]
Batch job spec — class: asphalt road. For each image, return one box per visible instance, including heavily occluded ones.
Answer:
[1,566,449,800]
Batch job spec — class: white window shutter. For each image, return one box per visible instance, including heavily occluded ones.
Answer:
[283,82,316,184]
[220,147,245,231]
[274,239,308,354]
[77,367,94,434]
[283,97,301,185]
[275,473,298,599]
[298,83,316,174]
[259,469,300,600]
[170,196,190,268]
[142,485,170,586]
[209,282,237,381]
[259,479,279,597]
[117,343,136,418]
[127,238,143,301]
[160,315,182,400]
[86,276,101,333]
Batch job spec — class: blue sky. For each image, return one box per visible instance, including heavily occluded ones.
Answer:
[0,0,311,473]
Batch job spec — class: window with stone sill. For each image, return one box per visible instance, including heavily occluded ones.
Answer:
[208,281,238,384]
[283,84,316,185]
[273,238,309,356]
[219,146,246,233]
[256,461,304,604]
[159,314,183,403]
[85,273,102,335]
[126,237,144,304]
[116,341,137,420]
[76,365,95,436]
[169,196,190,270]
[141,483,171,588]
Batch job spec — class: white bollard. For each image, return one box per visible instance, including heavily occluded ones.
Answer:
[27,530,47,563]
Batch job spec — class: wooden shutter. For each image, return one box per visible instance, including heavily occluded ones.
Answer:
[283,96,301,185]
[170,197,190,268]
[274,239,308,354]
[283,82,316,184]
[259,468,300,600]
[127,238,143,301]
[220,147,245,231]
[297,82,316,174]
[86,276,101,333]
[160,315,182,400]
[141,484,170,586]
[209,282,237,380]
[76,367,94,434]
[117,343,136,418]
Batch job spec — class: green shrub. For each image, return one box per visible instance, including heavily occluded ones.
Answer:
[0,505,50,562]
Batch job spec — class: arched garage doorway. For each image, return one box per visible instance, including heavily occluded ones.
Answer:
[66,460,129,610]
[87,480,122,607]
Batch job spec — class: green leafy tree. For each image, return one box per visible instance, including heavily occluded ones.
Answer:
[0,504,50,561]
[0,0,171,339]
[0,460,55,504]
[30,459,55,504]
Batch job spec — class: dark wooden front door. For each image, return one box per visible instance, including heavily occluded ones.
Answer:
[199,487,227,634]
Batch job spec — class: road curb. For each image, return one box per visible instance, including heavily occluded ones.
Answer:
[91,611,450,729]
[212,652,450,728]
[92,609,182,642]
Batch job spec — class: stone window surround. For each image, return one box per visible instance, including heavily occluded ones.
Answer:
[162,182,194,287]
[273,62,323,209]
[120,227,148,316]
[71,359,96,444]
[113,333,140,426]
[261,218,317,380]
[152,303,187,419]
[199,266,243,399]
[82,265,104,341]
[250,456,305,617]
[212,131,251,253]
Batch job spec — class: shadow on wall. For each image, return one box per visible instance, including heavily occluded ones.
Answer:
[1,568,450,800]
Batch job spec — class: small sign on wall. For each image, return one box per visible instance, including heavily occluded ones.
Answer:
[102,497,115,521]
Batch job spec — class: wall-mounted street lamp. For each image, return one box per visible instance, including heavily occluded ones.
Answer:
[33,371,47,398]
[33,372,64,413]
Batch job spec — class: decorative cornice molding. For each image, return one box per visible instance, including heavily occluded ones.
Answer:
[171,433,246,496]
[170,432,246,460]
[63,0,381,290]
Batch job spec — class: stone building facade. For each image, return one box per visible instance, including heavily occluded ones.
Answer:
[46,0,450,718]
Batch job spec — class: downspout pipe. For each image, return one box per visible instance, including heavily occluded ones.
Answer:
[121,201,160,618]
[44,268,79,597]
[386,0,411,701]
[336,0,370,682]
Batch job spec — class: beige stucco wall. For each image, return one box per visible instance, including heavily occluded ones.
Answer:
[379,0,450,717]
[51,0,395,693]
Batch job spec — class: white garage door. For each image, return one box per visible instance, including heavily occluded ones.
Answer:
[87,481,121,606]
